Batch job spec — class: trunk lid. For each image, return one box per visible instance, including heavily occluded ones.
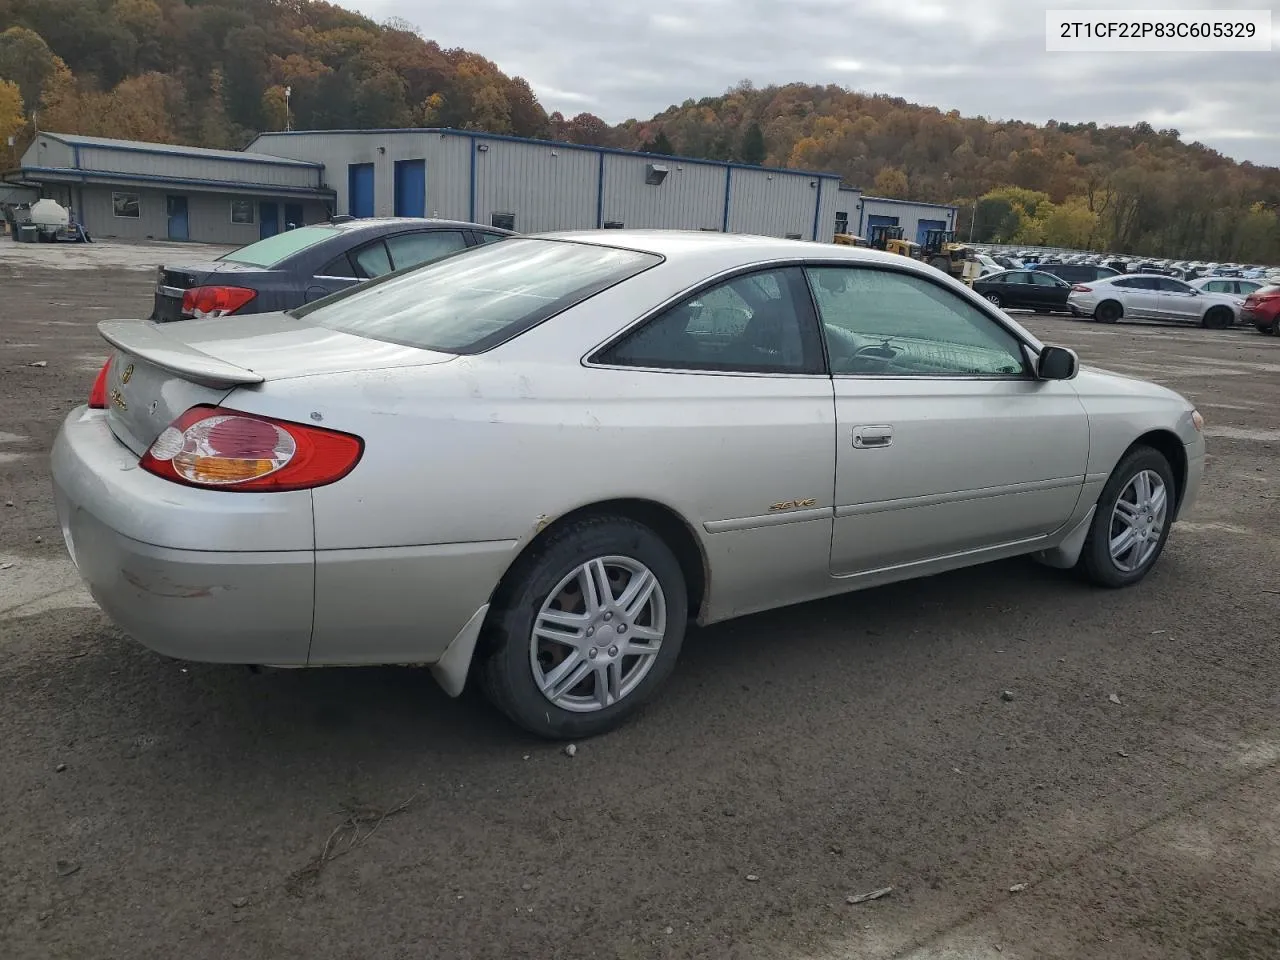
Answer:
[97,315,455,454]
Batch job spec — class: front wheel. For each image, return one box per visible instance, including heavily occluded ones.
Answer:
[1077,447,1176,588]
[480,516,688,739]
[1202,306,1233,330]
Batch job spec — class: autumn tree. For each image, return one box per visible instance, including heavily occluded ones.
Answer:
[0,78,22,143]
[873,166,908,198]
[740,122,765,165]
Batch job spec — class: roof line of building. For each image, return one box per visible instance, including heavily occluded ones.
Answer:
[40,132,325,170]
[13,165,336,197]
[859,194,958,211]
[246,127,846,182]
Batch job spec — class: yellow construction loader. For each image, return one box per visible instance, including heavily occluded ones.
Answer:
[868,224,920,259]
[922,229,981,284]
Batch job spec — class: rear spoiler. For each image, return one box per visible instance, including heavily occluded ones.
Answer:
[98,319,265,388]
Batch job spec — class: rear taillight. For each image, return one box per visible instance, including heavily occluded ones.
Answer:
[1071,284,1092,292]
[139,406,363,492]
[180,286,257,319]
[88,355,113,409]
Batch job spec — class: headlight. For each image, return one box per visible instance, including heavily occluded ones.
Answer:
[1191,410,1204,432]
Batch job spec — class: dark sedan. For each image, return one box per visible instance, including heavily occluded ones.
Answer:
[150,217,513,322]
[972,270,1073,313]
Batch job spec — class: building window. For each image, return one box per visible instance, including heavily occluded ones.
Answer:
[603,221,624,229]
[112,192,140,219]
[491,212,515,231]
[835,211,849,234]
[785,233,802,240]
[230,199,255,225]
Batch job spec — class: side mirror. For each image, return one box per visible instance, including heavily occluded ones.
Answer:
[1038,345,1079,380]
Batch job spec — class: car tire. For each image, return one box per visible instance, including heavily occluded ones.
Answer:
[1202,306,1232,330]
[1077,446,1177,589]
[1094,300,1122,324]
[985,293,1003,308]
[479,516,688,740]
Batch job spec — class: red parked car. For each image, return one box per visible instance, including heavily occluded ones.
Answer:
[1242,284,1280,334]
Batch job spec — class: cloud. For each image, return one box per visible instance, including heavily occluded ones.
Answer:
[343,0,1280,165]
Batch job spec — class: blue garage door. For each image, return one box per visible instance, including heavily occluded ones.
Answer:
[866,214,899,234]
[393,159,426,218]
[916,218,948,245]
[348,163,375,218]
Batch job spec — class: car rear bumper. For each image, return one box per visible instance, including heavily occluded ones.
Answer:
[52,407,316,664]
[51,407,516,669]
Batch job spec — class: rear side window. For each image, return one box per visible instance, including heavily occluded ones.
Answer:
[293,238,661,354]
[219,226,341,267]
[385,230,467,270]
[353,241,393,278]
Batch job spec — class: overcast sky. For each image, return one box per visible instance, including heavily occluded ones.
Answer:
[345,0,1280,166]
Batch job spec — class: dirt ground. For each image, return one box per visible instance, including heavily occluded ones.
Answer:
[1,240,1278,960]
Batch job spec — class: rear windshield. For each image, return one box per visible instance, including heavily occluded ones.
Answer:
[220,226,341,267]
[291,238,662,354]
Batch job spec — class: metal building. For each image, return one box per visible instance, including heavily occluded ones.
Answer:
[3,132,334,243]
[247,129,846,242]
[842,187,958,245]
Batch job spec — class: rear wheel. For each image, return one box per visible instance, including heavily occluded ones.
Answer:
[1077,446,1176,588]
[1202,306,1232,330]
[480,516,688,739]
[985,293,1003,308]
[1094,300,1122,324]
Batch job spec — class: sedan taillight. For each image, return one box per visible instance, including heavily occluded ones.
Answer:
[140,406,363,492]
[1071,284,1092,293]
[87,355,114,409]
[180,286,257,319]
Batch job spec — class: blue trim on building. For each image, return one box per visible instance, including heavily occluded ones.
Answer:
[468,139,477,222]
[17,166,335,197]
[44,132,323,171]
[249,127,845,183]
[859,194,958,212]
[721,168,732,232]
[811,178,823,241]
[595,151,605,228]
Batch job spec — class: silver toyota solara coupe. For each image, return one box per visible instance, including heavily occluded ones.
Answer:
[52,231,1206,739]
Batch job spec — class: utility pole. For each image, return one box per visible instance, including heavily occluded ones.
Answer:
[284,86,292,132]
[969,199,977,242]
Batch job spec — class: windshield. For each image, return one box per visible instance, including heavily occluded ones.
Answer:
[292,238,662,354]
[219,226,341,267]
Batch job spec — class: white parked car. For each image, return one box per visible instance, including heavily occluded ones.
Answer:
[1190,276,1268,301]
[1068,274,1243,328]
[52,231,1206,738]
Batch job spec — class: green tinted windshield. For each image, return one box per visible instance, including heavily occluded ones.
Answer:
[219,226,341,267]
[292,238,661,354]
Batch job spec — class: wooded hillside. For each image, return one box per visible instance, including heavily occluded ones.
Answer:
[2,0,1278,260]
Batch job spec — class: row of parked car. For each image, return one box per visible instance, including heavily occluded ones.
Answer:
[972,262,1279,333]
[975,248,1280,286]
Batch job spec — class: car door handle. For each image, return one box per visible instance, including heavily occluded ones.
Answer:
[853,425,893,448]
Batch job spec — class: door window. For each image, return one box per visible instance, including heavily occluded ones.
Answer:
[1114,277,1159,290]
[1202,280,1226,293]
[1156,277,1193,293]
[806,266,1028,378]
[320,254,358,279]
[352,240,394,278]
[1029,272,1064,286]
[475,231,509,244]
[385,230,467,271]
[603,268,821,373]
[1003,271,1033,285]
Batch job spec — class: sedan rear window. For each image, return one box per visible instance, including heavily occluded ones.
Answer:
[292,238,661,354]
[219,226,341,267]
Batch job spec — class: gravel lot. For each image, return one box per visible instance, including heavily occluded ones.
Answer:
[2,240,1278,960]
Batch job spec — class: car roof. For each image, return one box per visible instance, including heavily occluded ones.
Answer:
[329,217,509,235]
[529,229,933,269]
